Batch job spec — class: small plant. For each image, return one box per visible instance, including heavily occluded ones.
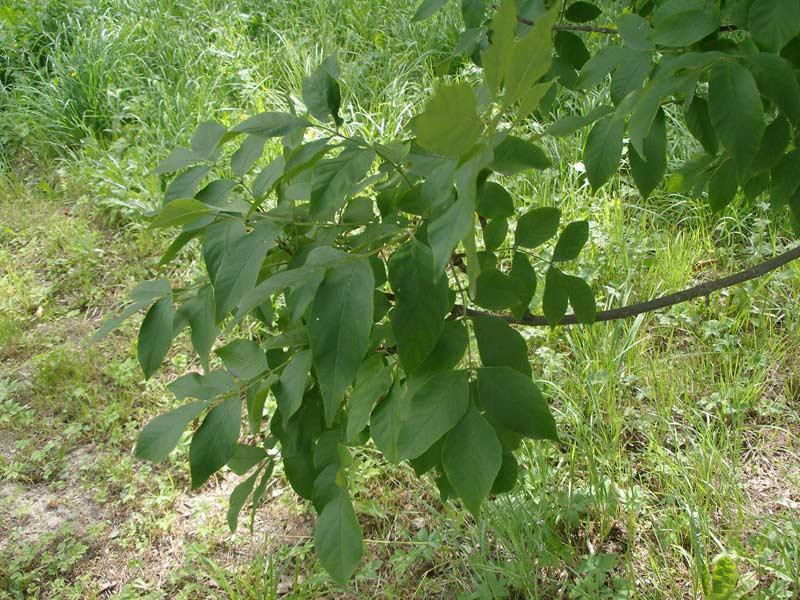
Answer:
[101,0,800,583]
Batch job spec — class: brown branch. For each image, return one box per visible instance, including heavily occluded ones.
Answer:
[451,245,800,327]
[515,15,739,37]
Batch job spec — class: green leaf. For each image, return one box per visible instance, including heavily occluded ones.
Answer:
[577,47,630,90]
[544,105,613,137]
[169,369,236,401]
[708,61,765,173]
[346,355,393,441]
[303,55,343,126]
[190,120,227,158]
[564,274,596,323]
[164,165,211,203]
[482,0,517,95]
[770,150,800,208]
[153,146,198,175]
[747,0,800,52]
[231,135,267,177]
[745,53,800,124]
[246,381,269,435]
[491,451,519,494]
[252,156,286,199]
[227,444,267,475]
[709,555,739,600]
[310,147,375,220]
[204,219,245,283]
[477,181,515,219]
[509,250,536,320]
[477,367,558,440]
[413,0,450,21]
[314,490,363,584]
[231,112,308,137]
[138,296,175,380]
[555,31,590,70]
[542,266,569,326]
[443,408,502,517]
[217,342,268,386]
[135,401,207,462]
[94,279,172,341]
[504,3,559,106]
[552,220,589,262]
[472,315,531,376]
[629,108,667,198]
[371,382,406,463]
[651,0,721,47]
[189,396,242,488]
[617,13,653,51]
[489,136,550,175]
[474,269,527,310]
[388,239,449,373]
[584,116,624,190]
[516,207,560,248]
[610,50,651,105]
[565,1,601,23]
[312,463,341,512]
[309,259,375,426]
[175,285,217,372]
[752,117,791,173]
[154,198,214,230]
[415,320,469,378]
[227,466,261,531]
[273,349,312,426]
[196,179,236,207]
[396,370,470,461]
[214,221,282,322]
[685,97,719,155]
[483,218,508,251]
[708,159,739,211]
[414,83,482,158]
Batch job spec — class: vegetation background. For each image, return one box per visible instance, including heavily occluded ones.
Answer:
[1,0,799,597]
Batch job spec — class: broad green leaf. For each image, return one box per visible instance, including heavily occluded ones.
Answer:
[708,61,765,173]
[474,269,527,310]
[227,444,267,475]
[196,179,236,207]
[565,1,601,23]
[159,231,200,267]
[477,181,515,219]
[151,199,216,229]
[252,155,286,199]
[94,279,172,341]
[510,251,536,321]
[273,349,312,426]
[414,319,469,379]
[491,451,519,494]
[443,408,502,517]
[544,105,613,137]
[246,381,269,435]
[138,296,175,380]
[577,47,630,89]
[153,146,198,175]
[489,136,550,175]
[477,367,558,440]
[346,355,393,441]
[542,266,569,326]
[685,97,719,155]
[564,274,596,323]
[312,463,341,512]
[651,0,721,47]
[482,0,517,94]
[709,555,739,600]
[414,83,482,158]
[504,3,559,106]
[371,382,406,463]
[310,147,375,220]
[303,55,343,126]
[617,13,653,50]
[388,239,449,373]
[770,150,800,207]
[747,0,800,52]
[745,53,800,124]
[629,108,667,199]
[751,117,791,173]
[428,147,492,274]
[164,165,210,203]
[409,437,444,476]
[708,159,738,211]
[309,259,375,425]
[413,0,450,21]
[227,466,261,531]
[190,396,242,488]
[214,221,282,322]
[584,116,624,190]
[552,220,589,262]
[190,120,227,158]
[169,369,236,402]
[216,339,267,380]
[610,50,650,105]
[516,207,560,248]
[135,401,207,462]
[175,284,217,372]
[555,31,590,70]
[314,490,363,584]
[231,135,267,177]
[396,370,470,461]
[231,112,308,137]
[204,219,246,283]
[472,315,531,376]
[483,218,507,251]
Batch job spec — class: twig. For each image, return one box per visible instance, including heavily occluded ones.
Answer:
[450,245,800,327]
[515,14,739,37]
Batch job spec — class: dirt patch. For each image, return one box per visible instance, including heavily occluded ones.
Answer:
[741,425,800,518]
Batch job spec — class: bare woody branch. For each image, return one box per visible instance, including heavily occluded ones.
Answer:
[450,244,800,327]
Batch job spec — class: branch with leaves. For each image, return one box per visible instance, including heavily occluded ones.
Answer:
[99,0,800,585]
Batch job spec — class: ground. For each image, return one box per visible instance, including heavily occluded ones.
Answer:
[2,0,800,597]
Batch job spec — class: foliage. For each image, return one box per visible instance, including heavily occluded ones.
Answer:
[99,0,800,583]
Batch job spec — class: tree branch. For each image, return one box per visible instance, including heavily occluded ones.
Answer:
[451,245,800,327]
[515,15,739,37]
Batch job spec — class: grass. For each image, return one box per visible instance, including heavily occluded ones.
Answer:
[2,0,800,598]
